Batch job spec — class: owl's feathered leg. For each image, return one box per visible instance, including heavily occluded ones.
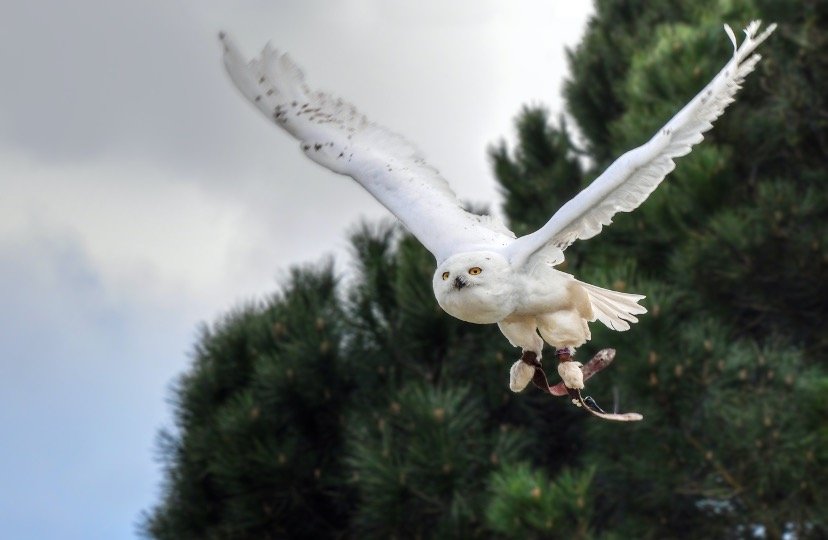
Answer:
[556,348,584,407]
[500,318,546,392]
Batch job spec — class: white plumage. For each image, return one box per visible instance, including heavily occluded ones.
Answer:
[557,361,585,391]
[220,22,775,390]
[509,360,535,393]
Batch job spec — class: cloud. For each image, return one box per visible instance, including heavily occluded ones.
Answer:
[1,0,238,170]
[2,152,263,311]
[0,232,193,539]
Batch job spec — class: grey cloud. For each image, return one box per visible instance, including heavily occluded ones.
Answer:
[0,232,195,539]
[1,0,254,173]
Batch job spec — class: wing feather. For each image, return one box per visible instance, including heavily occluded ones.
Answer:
[506,21,775,266]
[220,33,515,263]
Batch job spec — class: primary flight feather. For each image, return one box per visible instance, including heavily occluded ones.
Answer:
[220,22,775,397]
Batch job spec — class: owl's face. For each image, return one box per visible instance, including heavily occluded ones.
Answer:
[432,251,517,324]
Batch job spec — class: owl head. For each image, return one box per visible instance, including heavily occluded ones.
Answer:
[432,251,517,324]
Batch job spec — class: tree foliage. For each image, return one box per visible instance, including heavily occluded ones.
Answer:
[143,1,828,538]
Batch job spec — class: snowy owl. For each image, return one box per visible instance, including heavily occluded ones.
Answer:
[220,21,775,420]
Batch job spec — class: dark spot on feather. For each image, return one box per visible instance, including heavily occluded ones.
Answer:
[314,143,322,151]
[266,89,274,96]
[302,143,310,151]
[291,101,297,107]
[338,152,344,158]
[259,76,265,84]
[255,95,262,102]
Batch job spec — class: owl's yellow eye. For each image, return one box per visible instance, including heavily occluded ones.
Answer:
[442,271,450,280]
[468,267,482,276]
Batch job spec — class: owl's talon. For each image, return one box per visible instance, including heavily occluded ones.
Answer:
[549,349,615,396]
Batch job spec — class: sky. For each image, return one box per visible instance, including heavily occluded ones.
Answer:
[0,1,593,537]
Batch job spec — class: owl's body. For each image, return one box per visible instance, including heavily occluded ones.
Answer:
[220,21,774,395]
[432,250,643,356]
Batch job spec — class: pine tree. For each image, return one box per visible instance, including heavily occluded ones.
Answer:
[143,1,828,538]
[142,264,356,539]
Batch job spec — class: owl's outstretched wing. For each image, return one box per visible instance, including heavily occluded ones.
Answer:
[505,21,776,268]
[220,34,515,264]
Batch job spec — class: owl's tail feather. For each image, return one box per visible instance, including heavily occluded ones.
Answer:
[578,281,647,332]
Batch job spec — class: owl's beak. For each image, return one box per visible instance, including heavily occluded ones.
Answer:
[453,276,467,290]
